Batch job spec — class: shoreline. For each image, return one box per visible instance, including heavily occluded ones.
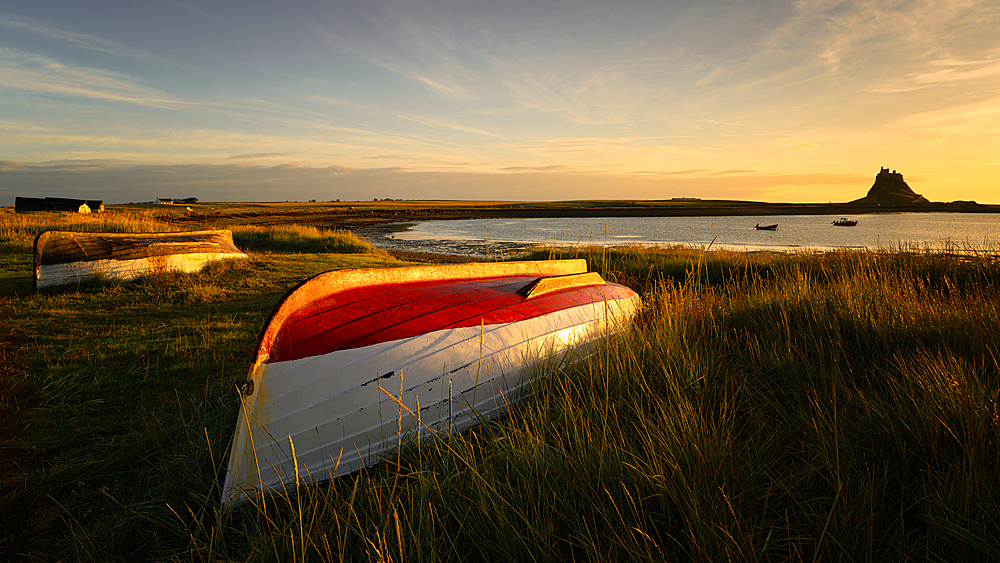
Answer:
[152,200,1000,232]
[90,200,1000,262]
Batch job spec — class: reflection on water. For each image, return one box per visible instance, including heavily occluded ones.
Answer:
[358,213,1000,258]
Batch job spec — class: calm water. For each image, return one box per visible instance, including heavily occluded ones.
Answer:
[362,213,1000,258]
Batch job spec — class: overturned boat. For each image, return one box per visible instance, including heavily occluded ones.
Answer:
[33,229,248,290]
[222,259,641,505]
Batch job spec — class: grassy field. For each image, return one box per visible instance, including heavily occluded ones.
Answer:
[2,210,999,561]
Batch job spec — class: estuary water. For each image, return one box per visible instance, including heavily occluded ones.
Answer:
[361,213,1000,258]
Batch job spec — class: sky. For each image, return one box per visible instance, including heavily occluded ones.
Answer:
[1,0,999,205]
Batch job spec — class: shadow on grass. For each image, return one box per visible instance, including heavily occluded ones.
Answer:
[0,276,33,298]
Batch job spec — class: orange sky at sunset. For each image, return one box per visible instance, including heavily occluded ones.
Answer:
[1,1,998,204]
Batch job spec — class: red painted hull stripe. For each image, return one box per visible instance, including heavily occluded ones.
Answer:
[268,276,635,363]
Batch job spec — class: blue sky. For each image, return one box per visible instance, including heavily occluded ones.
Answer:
[1,0,999,205]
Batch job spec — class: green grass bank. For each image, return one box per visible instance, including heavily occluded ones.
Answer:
[1,211,999,561]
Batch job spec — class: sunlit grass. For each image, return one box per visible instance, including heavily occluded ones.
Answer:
[231,224,382,255]
[2,239,998,560]
[0,208,170,252]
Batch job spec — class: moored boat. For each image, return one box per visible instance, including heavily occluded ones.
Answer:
[832,218,858,226]
[33,229,248,290]
[222,259,641,505]
[755,223,778,230]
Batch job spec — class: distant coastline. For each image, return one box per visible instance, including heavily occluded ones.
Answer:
[147,199,1000,231]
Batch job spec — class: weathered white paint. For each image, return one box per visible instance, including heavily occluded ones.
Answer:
[35,251,248,289]
[222,293,640,505]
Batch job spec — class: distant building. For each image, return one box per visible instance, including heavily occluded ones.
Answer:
[15,197,103,213]
[157,198,173,204]
[849,168,929,205]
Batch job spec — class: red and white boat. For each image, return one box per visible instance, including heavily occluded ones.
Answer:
[222,260,641,505]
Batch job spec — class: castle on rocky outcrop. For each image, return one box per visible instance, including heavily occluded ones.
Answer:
[850,167,929,205]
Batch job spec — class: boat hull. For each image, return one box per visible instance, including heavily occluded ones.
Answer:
[33,230,247,290]
[222,260,641,505]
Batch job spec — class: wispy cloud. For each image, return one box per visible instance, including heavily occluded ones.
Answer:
[0,48,189,109]
[0,12,160,62]
[393,113,499,137]
[896,95,1000,136]
[156,0,236,29]
[769,1,1000,88]
[228,152,298,160]
[779,138,821,151]
[499,164,575,172]
[693,66,725,87]
[629,168,760,177]
[307,95,381,114]
[462,106,531,117]
[654,169,713,176]
[491,52,686,126]
[312,14,482,102]
[511,136,687,150]
[911,52,1000,85]
[951,157,1000,165]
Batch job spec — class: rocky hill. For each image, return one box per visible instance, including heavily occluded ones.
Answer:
[850,168,929,205]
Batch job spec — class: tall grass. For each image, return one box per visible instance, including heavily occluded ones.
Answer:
[3,243,998,561]
[180,246,997,562]
[231,224,380,255]
[0,208,170,252]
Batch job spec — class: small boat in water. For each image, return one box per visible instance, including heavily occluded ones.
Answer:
[222,259,641,505]
[832,218,858,226]
[755,224,778,231]
[33,229,248,290]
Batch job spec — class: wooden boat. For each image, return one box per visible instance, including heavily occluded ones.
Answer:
[33,229,248,290]
[832,218,858,226]
[222,259,641,505]
[755,223,778,230]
